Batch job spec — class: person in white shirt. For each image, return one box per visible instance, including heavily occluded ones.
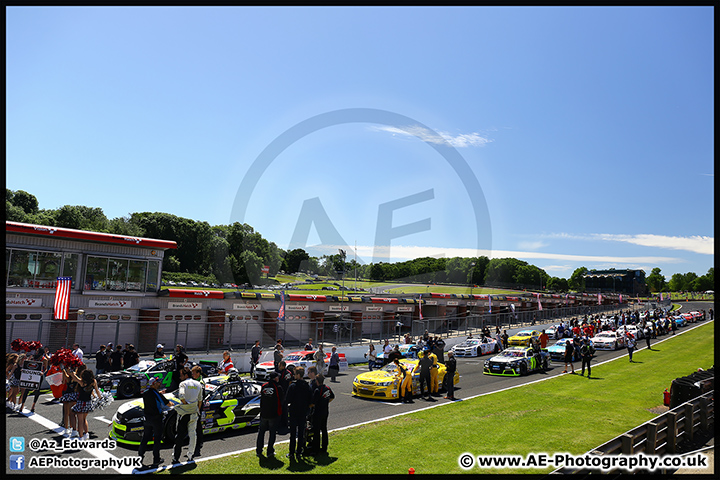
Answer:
[171,367,203,463]
[72,343,83,361]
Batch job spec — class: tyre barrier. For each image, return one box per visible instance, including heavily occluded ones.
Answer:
[669,366,714,409]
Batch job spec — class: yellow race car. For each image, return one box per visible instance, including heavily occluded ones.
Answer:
[507,329,541,347]
[351,358,459,401]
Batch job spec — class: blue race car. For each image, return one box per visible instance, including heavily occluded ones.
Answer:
[546,338,591,362]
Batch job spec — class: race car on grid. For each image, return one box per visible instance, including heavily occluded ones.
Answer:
[450,338,500,357]
[96,358,218,399]
[483,346,549,376]
[351,358,459,401]
[589,331,626,351]
[253,350,348,380]
[109,372,262,446]
[507,330,541,347]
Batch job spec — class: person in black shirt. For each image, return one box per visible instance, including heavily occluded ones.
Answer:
[95,345,108,375]
[109,345,123,372]
[138,376,170,466]
[285,366,312,461]
[123,344,139,369]
[250,340,262,377]
[418,350,433,401]
[256,371,283,457]
[276,361,293,433]
[310,374,334,455]
[170,347,189,392]
[444,351,457,400]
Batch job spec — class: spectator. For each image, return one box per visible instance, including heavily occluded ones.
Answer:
[444,351,457,400]
[109,345,123,372]
[95,345,108,375]
[364,344,377,371]
[310,374,334,456]
[256,371,283,457]
[218,351,234,373]
[417,350,432,401]
[382,339,392,365]
[19,346,50,413]
[285,366,312,461]
[501,330,509,350]
[579,338,595,378]
[153,344,167,359]
[171,366,203,464]
[71,343,84,362]
[190,365,205,459]
[644,325,652,350]
[170,347,189,392]
[273,341,285,373]
[327,346,340,383]
[562,338,575,374]
[138,376,170,467]
[249,340,262,377]
[276,360,292,434]
[387,345,402,364]
[434,336,445,364]
[626,333,637,362]
[313,344,325,375]
[304,338,314,350]
[124,344,140,369]
[539,330,549,349]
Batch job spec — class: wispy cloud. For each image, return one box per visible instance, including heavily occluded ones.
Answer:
[369,125,492,148]
[542,233,714,255]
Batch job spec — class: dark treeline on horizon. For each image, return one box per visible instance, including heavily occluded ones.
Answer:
[6,189,713,293]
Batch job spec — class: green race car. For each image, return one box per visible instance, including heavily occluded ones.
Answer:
[483,346,549,376]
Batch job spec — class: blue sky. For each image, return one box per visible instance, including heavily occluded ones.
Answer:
[6,6,714,281]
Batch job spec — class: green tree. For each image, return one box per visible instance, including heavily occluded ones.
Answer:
[646,267,666,293]
[568,267,588,292]
[6,201,27,222]
[10,190,39,215]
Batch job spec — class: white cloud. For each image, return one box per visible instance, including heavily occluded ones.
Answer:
[517,240,549,251]
[369,125,492,148]
[542,233,713,255]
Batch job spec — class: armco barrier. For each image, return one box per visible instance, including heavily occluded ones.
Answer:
[552,389,714,475]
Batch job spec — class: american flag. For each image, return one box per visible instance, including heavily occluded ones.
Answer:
[536,293,543,311]
[278,290,285,321]
[488,296,492,314]
[418,294,423,320]
[597,293,602,305]
[54,277,72,320]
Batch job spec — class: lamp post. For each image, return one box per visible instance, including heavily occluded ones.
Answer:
[338,249,346,323]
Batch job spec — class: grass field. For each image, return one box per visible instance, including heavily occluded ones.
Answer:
[162,321,714,475]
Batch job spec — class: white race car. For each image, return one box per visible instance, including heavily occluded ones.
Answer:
[590,331,626,350]
[253,350,348,380]
[451,338,500,357]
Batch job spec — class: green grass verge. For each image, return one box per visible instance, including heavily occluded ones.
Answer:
[163,321,714,475]
[387,285,522,295]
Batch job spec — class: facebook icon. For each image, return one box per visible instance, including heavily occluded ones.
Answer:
[10,454,25,470]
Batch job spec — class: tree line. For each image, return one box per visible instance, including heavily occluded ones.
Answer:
[6,189,712,292]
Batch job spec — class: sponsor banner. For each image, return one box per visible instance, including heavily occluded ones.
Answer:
[467,301,477,306]
[447,301,459,306]
[328,305,351,312]
[287,305,309,312]
[233,303,262,311]
[89,300,132,308]
[6,297,43,307]
[397,306,414,312]
[365,306,383,312]
[424,300,438,306]
[499,302,508,307]
[168,301,203,310]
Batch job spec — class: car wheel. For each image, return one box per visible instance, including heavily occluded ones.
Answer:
[519,363,528,376]
[163,411,177,444]
[117,379,139,399]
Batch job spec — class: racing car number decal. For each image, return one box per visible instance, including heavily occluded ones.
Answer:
[146,371,173,388]
[216,399,238,426]
[529,356,536,370]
